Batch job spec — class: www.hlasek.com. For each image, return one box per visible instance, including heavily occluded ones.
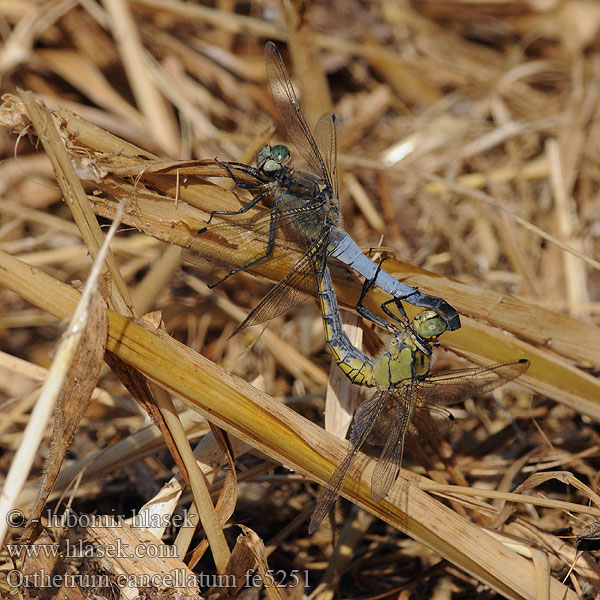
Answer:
[6,538,179,560]
[6,568,310,590]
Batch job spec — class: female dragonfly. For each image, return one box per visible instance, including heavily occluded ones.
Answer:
[308,260,529,533]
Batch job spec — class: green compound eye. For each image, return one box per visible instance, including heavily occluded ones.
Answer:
[413,311,447,339]
[271,145,290,164]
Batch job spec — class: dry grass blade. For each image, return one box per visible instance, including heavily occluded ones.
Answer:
[16,90,134,316]
[103,0,180,156]
[0,250,579,600]
[9,92,232,572]
[14,410,211,510]
[0,206,117,547]
[20,287,107,546]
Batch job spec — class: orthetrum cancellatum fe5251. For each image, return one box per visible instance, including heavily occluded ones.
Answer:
[307,260,529,533]
[183,42,461,343]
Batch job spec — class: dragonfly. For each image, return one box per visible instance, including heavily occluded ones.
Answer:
[307,262,529,533]
[183,41,461,344]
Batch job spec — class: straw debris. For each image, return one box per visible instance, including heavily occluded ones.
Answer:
[0,2,599,598]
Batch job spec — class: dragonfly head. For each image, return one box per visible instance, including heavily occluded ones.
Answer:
[412,310,447,341]
[257,144,291,173]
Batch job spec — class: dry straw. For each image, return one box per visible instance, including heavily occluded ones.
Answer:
[1,1,600,598]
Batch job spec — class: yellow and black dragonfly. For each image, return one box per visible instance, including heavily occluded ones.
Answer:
[308,262,529,533]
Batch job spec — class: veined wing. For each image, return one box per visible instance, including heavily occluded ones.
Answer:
[418,359,530,407]
[370,386,414,502]
[308,390,388,534]
[229,240,326,336]
[183,208,276,269]
[182,199,326,271]
[408,402,454,443]
[264,42,334,191]
[366,391,453,448]
[365,360,528,501]
[313,112,338,197]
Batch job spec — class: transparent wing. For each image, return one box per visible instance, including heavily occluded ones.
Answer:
[367,392,455,448]
[183,194,328,273]
[313,112,338,197]
[230,244,325,335]
[182,208,278,270]
[185,206,334,336]
[308,390,388,534]
[264,42,333,190]
[418,359,529,407]
[370,386,414,502]
[407,402,454,443]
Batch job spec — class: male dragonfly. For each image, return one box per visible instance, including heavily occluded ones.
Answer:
[308,261,529,533]
[183,42,460,342]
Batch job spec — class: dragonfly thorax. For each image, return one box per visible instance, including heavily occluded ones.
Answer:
[371,330,432,390]
[257,144,291,173]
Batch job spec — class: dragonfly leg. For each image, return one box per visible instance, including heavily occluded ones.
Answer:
[217,160,268,190]
[380,297,410,327]
[355,258,404,334]
[384,287,461,332]
[356,298,400,334]
[206,203,280,288]
[379,296,433,356]
[205,189,270,224]
[355,259,432,353]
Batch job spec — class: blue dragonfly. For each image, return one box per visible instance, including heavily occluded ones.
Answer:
[183,42,460,344]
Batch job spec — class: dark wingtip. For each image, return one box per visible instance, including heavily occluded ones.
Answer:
[197,227,207,234]
[227,324,243,340]
[229,317,253,339]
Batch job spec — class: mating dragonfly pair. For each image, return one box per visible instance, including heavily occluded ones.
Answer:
[183,42,529,532]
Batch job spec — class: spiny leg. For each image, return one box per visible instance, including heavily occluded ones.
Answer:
[217,159,268,189]
[207,165,270,224]
[206,204,281,288]
[355,259,434,353]
[206,189,270,225]
[380,296,409,327]
[355,258,406,333]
